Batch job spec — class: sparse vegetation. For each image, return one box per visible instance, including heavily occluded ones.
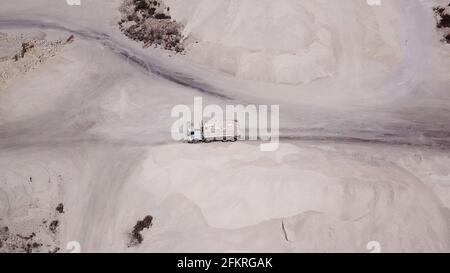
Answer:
[56,203,64,214]
[49,220,59,233]
[119,0,185,52]
[1,213,63,252]
[434,5,450,28]
[128,215,153,247]
[0,226,45,253]
[433,3,450,44]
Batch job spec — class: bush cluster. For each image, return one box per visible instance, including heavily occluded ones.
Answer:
[119,0,184,52]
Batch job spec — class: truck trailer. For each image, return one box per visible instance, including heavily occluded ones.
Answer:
[185,120,240,143]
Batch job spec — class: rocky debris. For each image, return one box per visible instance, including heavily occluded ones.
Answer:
[50,247,60,253]
[0,33,74,87]
[128,215,153,247]
[66,35,75,44]
[56,203,64,214]
[0,226,44,253]
[119,0,185,52]
[16,232,36,241]
[0,168,65,253]
[12,41,35,61]
[0,211,64,253]
[433,4,450,44]
[19,42,35,59]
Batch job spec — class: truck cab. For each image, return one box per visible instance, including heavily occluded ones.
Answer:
[185,126,203,143]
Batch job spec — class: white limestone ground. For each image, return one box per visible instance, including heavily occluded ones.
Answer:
[0,0,449,252]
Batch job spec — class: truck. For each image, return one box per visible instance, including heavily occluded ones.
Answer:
[185,120,240,143]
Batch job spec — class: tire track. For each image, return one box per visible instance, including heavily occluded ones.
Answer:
[0,19,232,100]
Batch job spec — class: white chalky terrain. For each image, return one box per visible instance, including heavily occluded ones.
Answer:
[0,0,449,252]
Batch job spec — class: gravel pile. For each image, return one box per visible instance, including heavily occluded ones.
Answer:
[0,32,72,88]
